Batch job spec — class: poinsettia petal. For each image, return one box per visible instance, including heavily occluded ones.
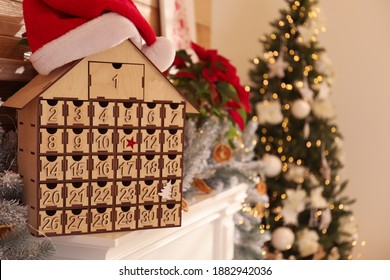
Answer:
[228,109,245,130]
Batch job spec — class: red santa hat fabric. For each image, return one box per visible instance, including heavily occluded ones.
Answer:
[23,0,175,75]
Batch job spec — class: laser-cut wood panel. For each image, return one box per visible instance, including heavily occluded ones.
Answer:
[2,41,198,236]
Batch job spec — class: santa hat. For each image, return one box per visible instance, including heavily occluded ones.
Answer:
[23,0,175,75]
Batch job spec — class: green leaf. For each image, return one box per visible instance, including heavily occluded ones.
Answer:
[176,50,192,64]
[216,82,239,104]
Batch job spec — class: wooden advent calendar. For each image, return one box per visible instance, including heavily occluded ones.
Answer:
[3,40,198,236]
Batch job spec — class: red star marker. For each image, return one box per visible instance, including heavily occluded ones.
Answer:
[126,137,138,149]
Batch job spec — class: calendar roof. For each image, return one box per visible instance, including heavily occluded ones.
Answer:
[3,40,198,114]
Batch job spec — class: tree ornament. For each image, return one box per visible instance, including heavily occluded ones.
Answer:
[298,78,314,101]
[291,99,311,119]
[268,53,289,78]
[0,224,15,238]
[312,98,335,120]
[296,228,320,257]
[158,180,174,199]
[212,143,233,163]
[319,207,332,230]
[271,227,295,251]
[255,100,284,125]
[303,121,310,139]
[320,150,331,181]
[317,82,330,100]
[313,244,326,260]
[255,202,264,216]
[256,180,268,195]
[262,154,282,178]
[182,198,189,212]
[191,177,213,194]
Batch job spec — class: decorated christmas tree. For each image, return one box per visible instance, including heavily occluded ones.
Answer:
[247,0,358,260]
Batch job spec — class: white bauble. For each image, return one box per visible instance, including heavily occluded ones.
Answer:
[291,99,311,119]
[271,227,295,251]
[262,154,282,177]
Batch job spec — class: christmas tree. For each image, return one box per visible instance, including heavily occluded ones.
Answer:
[248,0,358,260]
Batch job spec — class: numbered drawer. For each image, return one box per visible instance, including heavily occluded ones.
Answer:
[91,155,114,179]
[39,210,63,235]
[66,128,89,154]
[164,103,185,127]
[90,181,114,206]
[117,129,139,153]
[139,180,159,203]
[162,154,182,178]
[117,102,139,127]
[64,209,88,234]
[65,155,89,180]
[90,207,113,232]
[116,180,137,205]
[162,129,183,153]
[114,206,137,230]
[67,100,89,126]
[65,182,89,207]
[91,128,114,153]
[40,99,65,126]
[40,128,64,154]
[138,205,159,228]
[139,155,161,178]
[39,183,63,208]
[160,203,181,227]
[116,155,138,179]
[139,129,161,153]
[92,101,116,126]
[40,156,64,181]
[140,103,162,127]
[160,179,182,203]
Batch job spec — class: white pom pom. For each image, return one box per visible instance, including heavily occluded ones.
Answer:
[141,37,176,72]
[271,227,295,251]
[291,99,311,119]
[262,154,282,177]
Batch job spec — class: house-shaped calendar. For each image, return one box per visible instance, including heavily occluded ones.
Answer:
[3,40,198,236]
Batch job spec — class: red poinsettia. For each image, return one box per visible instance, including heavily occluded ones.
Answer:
[166,42,250,131]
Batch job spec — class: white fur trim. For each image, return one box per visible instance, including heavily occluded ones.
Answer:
[30,13,142,75]
[141,37,176,72]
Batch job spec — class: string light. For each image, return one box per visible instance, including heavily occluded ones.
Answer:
[285,33,291,39]
[270,34,277,40]
[268,136,274,142]
[288,157,294,163]
[265,145,271,151]
[263,73,269,79]
[296,159,302,165]
[263,80,269,86]
[325,179,330,185]
[339,204,344,210]
[284,104,290,110]
[331,126,337,133]
[253,58,260,64]
[286,135,292,141]
[287,66,294,72]
[260,88,266,94]
[286,15,294,24]
[272,93,279,99]
[245,86,251,92]
[306,141,312,148]
[281,155,287,161]
[279,21,285,27]
[277,147,283,153]
[316,140,322,147]
[294,55,300,61]
[282,163,288,172]
[281,193,287,199]
[252,116,258,122]
[261,128,267,134]
[294,1,300,6]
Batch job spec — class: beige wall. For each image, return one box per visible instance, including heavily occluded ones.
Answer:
[211,0,390,259]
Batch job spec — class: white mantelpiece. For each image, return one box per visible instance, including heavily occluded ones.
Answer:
[50,183,248,260]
